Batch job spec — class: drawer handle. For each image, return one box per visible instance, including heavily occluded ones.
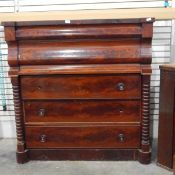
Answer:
[118,133,125,142]
[40,134,47,143]
[37,86,41,90]
[117,83,125,91]
[38,108,45,117]
[119,109,124,114]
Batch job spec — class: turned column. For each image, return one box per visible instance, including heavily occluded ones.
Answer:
[138,66,151,164]
[3,24,29,163]
[11,76,29,163]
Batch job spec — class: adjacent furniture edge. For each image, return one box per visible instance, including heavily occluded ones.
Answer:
[159,64,175,72]
[157,65,175,170]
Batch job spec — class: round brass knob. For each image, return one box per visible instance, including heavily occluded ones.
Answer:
[38,108,45,117]
[37,86,41,90]
[117,83,125,91]
[118,133,125,142]
[119,109,124,114]
[40,134,47,143]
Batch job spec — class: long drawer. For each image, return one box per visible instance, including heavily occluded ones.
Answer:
[21,75,141,99]
[24,100,140,123]
[18,39,141,65]
[25,125,140,148]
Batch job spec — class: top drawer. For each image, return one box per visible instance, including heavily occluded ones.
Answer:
[16,24,142,40]
[4,19,153,67]
[21,75,141,99]
[18,39,144,65]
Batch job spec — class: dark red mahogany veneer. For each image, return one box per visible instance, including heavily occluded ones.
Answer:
[2,18,154,164]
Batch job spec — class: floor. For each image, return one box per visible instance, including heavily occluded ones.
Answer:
[0,139,173,175]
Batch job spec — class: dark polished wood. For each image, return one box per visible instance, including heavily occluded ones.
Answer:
[28,149,138,161]
[16,24,142,40]
[18,39,146,65]
[11,76,28,163]
[2,18,154,26]
[157,65,175,171]
[3,18,153,164]
[24,100,140,123]
[19,64,142,75]
[25,125,140,148]
[21,75,141,99]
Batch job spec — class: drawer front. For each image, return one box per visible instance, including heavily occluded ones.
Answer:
[18,39,141,65]
[21,75,141,99]
[24,100,140,123]
[25,125,140,148]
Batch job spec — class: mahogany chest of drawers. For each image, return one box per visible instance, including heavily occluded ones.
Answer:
[3,18,154,164]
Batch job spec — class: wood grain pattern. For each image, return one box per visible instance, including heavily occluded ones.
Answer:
[4,26,16,41]
[28,148,138,161]
[157,68,175,170]
[21,75,141,99]
[3,18,153,163]
[8,42,18,67]
[19,64,142,75]
[3,18,154,26]
[24,100,141,123]
[16,24,142,40]
[25,125,140,148]
[18,39,143,65]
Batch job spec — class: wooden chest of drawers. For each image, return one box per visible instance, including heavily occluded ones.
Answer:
[3,18,154,164]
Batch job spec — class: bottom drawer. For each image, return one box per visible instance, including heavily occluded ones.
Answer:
[25,125,140,149]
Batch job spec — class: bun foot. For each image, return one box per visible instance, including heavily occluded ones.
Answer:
[16,150,29,164]
[138,149,151,164]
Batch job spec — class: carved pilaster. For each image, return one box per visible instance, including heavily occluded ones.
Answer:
[138,74,151,164]
[11,76,28,163]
